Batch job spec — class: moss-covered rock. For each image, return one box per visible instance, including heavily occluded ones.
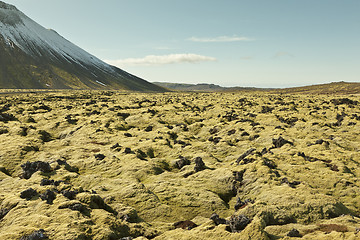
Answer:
[1,91,360,239]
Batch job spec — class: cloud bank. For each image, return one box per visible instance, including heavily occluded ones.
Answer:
[188,36,253,42]
[105,54,216,66]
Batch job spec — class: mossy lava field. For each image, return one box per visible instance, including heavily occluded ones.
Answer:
[1,90,360,240]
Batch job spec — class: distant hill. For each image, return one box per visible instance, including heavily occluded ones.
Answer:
[152,82,271,92]
[0,1,166,91]
[272,82,360,95]
[154,81,360,95]
[152,82,226,91]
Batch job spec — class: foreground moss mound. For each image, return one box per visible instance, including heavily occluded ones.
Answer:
[0,90,360,239]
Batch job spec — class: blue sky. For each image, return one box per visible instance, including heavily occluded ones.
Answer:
[4,0,360,87]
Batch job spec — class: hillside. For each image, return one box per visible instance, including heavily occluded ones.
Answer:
[272,82,360,95]
[0,1,165,91]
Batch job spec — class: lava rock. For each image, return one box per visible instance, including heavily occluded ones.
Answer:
[0,208,10,220]
[57,159,79,173]
[0,112,17,122]
[111,143,121,149]
[287,228,302,237]
[0,166,10,176]
[62,190,78,200]
[260,148,269,156]
[94,154,106,160]
[117,112,130,120]
[263,159,277,169]
[40,190,56,204]
[119,237,133,240]
[0,128,9,134]
[38,130,52,142]
[249,134,260,141]
[59,202,87,213]
[21,161,52,179]
[54,180,64,186]
[241,131,250,137]
[210,213,227,225]
[227,215,251,232]
[18,126,28,136]
[145,125,153,132]
[234,198,246,211]
[65,115,78,124]
[227,129,236,135]
[194,157,206,172]
[21,145,40,152]
[236,148,256,164]
[208,136,222,144]
[327,163,339,172]
[261,106,274,113]
[281,178,301,188]
[124,148,132,154]
[136,149,147,160]
[209,127,218,135]
[111,143,122,151]
[174,156,190,169]
[40,179,55,186]
[233,170,245,182]
[331,98,358,106]
[336,112,346,123]
[234,198,253,211]
[69,203,87,212]
[20,188,38,200]
[276,116,299,126]
[272,136,293,148]
[174,220,198,230]
[146,148,155,158]
[20,229,48,240]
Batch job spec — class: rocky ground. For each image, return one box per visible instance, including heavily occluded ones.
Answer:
[0,90,360,239]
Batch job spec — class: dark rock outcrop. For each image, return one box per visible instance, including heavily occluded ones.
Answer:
[210,213,227,225]
[194,157,206,172]
[40,190,56,204]
[287,228,302,237]
[174,156,190,169]
[20,229,48,240]
[272,136,293,148]
[174,220,198,230]
[21,161,52,179]
[20,188,38,200]
[227,215,251,232]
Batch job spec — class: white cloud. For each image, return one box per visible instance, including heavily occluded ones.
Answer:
[104,53,217,66]
[188,36,254,42]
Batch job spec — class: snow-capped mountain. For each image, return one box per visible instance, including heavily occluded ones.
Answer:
[0,1,165,91]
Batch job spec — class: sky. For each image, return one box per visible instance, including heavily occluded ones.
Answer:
[4,0,360,88]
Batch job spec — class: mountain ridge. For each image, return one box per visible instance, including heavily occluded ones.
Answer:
[0,1,166,91]
[153,81,360,94]
[153,82,272,92]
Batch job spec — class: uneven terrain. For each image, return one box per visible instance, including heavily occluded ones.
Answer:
[0,90,360,239]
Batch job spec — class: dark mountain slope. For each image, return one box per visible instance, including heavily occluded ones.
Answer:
[0,1,166,91]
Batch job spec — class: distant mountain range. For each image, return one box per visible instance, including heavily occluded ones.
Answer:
[153,81,360,95]
[152,82,272,92]
[0,1,165,91]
